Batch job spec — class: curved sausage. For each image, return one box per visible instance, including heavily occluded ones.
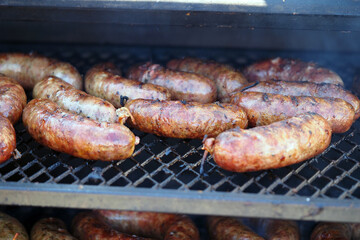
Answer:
[207,216,264,240]
[0,211,29,240]
[230,92,354,133]
[33,76,118,123]
[72,212,154,240]
[310,222,351,240]
[257,219,300,240]
[243,57,344,86]
[167,57,248,101]
[22,99,139,161]
[236,80,360,120]
[31,217,77,240]
[203,113,332,172]
[85,63,171,108]
[0,75,27,124]
[0,115,16,163]
[127,62,217,103]
[124,99,248,139]
[94,210,200,240]
[0,52,82,89]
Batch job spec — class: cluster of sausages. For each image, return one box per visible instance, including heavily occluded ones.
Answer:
[0,52,359,174]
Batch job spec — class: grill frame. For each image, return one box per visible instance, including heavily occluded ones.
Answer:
[0,43,359,222]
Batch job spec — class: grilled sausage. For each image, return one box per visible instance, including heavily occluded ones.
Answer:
[0,75,27,124]
[230,92,354,133]
[22,99,139,161]
[167,57,248,101]
[72,212,153,240]
[0,211,29,240]
[207,216,264,240]
[31,218,77,240]
[127,62,217,103]
[257,219,300,240]
[0,52,82,89]
[33,76,118,123]
[311,222,352,240]
[243,57,344,86]
[350,223,360,239]
[235,80,360,120]
[0,115,16,163]
[85,63,171,108]
[124,99,248,139]
[94,210,200,240]
[203,113,332,172]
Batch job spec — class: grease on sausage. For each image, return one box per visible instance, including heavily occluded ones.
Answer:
[0,115,16,163]
[311,222,351,240]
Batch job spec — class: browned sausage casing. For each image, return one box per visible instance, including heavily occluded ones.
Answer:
[127,62,217,103]
[33,76,118,123]
[230,92,354,133]
[22,99,138,161]
[243,57,344,86]
[203,113,332,172]
[310,222,352,240]
[85,63,171,108]
[207,216,264,240]
[167,57,248,101]
[0,75,27,124]
[72,212,153,240]
[31,217,77,240]
[0,211,29,240]
[94,210,200,240]
[124,99,248,139]
[0,115,16,163]
[236,80,360,120]
[0,53,82,89]
[258,219,300,240]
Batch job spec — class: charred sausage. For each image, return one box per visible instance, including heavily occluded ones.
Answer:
[33,76,118,123]
[0,52,82,89]
[94,210,200,240]
[85,63,171,108]
[31,218,77,240]
[243,57,343,86]
[72,212,153,240]
[203,113,332,172]
[207,216,264,240]
[236,80,360,120]
[124,99,248,139]
[311,222,352,240]
[0,211,29,240]
[22,99,139,161]
[127,62,217,103]
[230,92,354,133]
[0,115,16,163]
[0,75,27,124]
[167,57,248,101]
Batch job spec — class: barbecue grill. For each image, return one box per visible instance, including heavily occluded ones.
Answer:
[0,0,359,235]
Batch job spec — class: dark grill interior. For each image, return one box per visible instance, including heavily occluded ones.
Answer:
[0,43,360,202]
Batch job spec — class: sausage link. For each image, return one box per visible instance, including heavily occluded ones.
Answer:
[243,57,344,86]
[124,99,248,139]
[94,210,200,240]
[33,76,118,123]
[203,113,332,172]
[311,222,352,240]
[350,223,360,239]
[0,115,16,163]
[0,211,29,240]
[31,218,77,240]
[230,92,354,133]
[236,80,360,120]
[0,75,27,124]
[167,57,248,101]
[0,53,82,90]
[207,216,264,240]
[256,219,300,240]
[72,212,154,240]
[127,62,217,103]
[85,63,171,108]
[22,99,139,161]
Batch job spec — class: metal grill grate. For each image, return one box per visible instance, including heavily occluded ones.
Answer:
[0,44,359,218]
